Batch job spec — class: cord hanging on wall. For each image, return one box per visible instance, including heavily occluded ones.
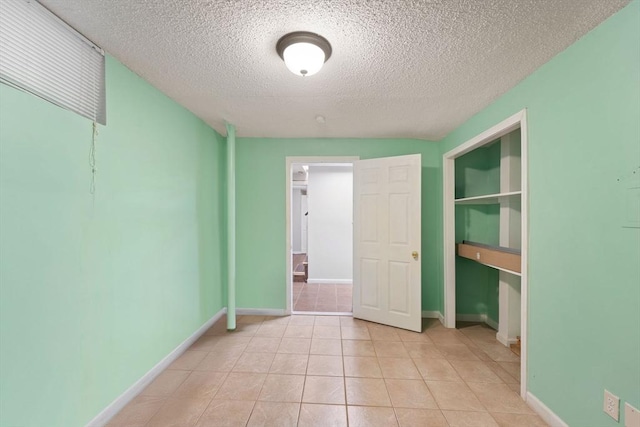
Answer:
[89,121,98,195]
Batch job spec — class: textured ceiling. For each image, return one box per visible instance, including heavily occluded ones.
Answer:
[39,0,628,140]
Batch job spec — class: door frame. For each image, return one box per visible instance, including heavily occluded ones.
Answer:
[285,156,359,315]
[442,109,529,398]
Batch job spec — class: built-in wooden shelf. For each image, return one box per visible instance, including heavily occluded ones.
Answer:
[457,241,521,275]
[454,190,521,205]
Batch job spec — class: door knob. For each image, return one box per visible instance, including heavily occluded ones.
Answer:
[412,251,419,260]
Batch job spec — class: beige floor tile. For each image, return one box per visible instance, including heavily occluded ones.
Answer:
[269,353,309,375]
[368,326,402,341]
[456,333,480,348]
[289,315,316,325]
[298,403,348,427]
[307,355,344,376]
[310,338,342,355]
[378,358,421,379]
[442,410,499,427]
[203,323,227,336]
[427,330,466,345]
[413,358,462,382]
[314,316,341,326]
[490,412,549,426]
[374,341,410,358]
[476,343,521,363]
[426,381,485,411]
[343,356,383,378]
[245,337,281,353]
[146,397,210,427]
[506,383,521,393]
[284,324,314,338]
[484,361,518,384]
[313,325,342,339]
[340,316,369,327]
[449,360,504,383]
[385,379,438,409]
[345,377,392,406]
[497,361,521,381]
[141,370,190,397]
[247,401,300,427]
[466,382,534,414]
[396,330,434,343]
[190,335,221,351]
[258,374,305,402]
[422,318,446,331]
[347,406,399,427]
[435,344,480,361]
[168,351,208,371]
[237,315,266,324]
[469,346,496,362]
[315,303,339,312]
[403,342,443,359]
[255,323,287,338]
[228,323,261,337]
[342,340,376,357]
[194,352,240,372]
[341,326,371,340]
[262,316,291,325]
[212,336,252,351]
[278,338,312,354]
[195,400,254,427]
[106,395,165,427]
[394,408,448,427]
[460,328,499,344]
[214,373,267,400]
[302,376,346,405]
[172,371,227,399]
[232,352,275,373]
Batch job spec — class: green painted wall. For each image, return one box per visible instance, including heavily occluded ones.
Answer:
[454,142,501,321]
[441,2,640,425]
[235,138,441,312]
[0,56,226,426]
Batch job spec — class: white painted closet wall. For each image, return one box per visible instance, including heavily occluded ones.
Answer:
[307,165,353,283]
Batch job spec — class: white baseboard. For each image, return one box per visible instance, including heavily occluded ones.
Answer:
[86,308,227,427]
[236,308,287,316]
[306,279,353,285]
[456,313,485,323]
[421,311,441,319]
[292,311,352,316]
[456,313,500,332]
[496,332,518,346]
[485,317,499,330]
[526,391,568,427]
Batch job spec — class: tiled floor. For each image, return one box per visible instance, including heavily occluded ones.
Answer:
[107,315,547,427]
[293,283,353,313]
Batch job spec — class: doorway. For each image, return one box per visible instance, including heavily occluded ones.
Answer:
[286,157,358,315]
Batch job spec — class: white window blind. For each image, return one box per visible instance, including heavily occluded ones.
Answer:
[0,0,106,124]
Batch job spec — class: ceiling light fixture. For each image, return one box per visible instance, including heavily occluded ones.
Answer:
[276,31,332,77]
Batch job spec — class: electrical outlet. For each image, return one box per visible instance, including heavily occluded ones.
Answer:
[625,403,640,427]
[604,389,620,421]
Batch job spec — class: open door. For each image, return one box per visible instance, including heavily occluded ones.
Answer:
[353,154,422,332]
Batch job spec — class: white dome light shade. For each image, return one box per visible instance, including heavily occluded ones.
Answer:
[276,32,332,77]
[283,42,325,76]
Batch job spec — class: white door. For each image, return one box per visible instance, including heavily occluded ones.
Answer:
[353,154,422,332]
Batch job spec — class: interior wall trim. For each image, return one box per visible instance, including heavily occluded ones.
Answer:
[85,308,227,427]
[236,308,287,316]
[527,391,569,427]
